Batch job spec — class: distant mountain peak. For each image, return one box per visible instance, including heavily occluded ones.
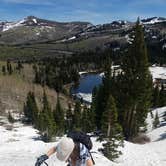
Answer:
[142,17,166,24]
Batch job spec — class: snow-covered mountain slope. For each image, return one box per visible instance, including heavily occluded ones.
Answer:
[0,106,166,166]
[0,116,112,166]
[1,16,166,47]
[142,17,166,25]
[2,19,26,32]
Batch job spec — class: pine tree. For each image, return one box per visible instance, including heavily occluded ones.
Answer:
[8,111,15,123]
[120,19,152,140]
[94,55,112,130]
[65,103,74,132]
[24,91,39,126]
[53,94,65,135]
[16,61,23,73]
[7,60,13,75]
[153,111,160,129]
[159,84,166,107]
[100,95,123,161]
[2,66,6,75]
[30,92,39,127]
[24,92,34,123]
[163,111,166,121]
[38,90,56,141]
[152,85,160,107]
[73,101,82,130]
[81,105,95,133]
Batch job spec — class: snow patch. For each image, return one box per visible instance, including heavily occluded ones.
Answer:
[32,18,37,24]
[2,19,25,32]
[68,36,76,40]
[152,36,157,39]
[149,66,166,80]
[75,93,92,103]
[143,17,166,25]
[162,43,166,50]
[0,106,166,166]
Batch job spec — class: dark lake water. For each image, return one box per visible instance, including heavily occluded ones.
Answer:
[72,73,103,95]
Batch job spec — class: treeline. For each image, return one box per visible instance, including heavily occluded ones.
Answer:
[1,60,23,75]
[32,51,110,92]
[91,19,154,160]
[23,90,95,142]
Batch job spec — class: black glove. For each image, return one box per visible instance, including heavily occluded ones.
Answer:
[35,154,48,166]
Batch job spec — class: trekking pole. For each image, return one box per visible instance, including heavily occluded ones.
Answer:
[44,161,48,166]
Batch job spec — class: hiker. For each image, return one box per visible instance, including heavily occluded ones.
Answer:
[35,137,94,166]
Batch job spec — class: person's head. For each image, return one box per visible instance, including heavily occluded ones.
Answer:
[56,137,75,161]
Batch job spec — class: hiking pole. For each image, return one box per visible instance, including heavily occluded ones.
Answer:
[89,152,95,165]
[44,161,48,166]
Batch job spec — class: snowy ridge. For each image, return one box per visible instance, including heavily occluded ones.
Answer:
[2,19,26,32]
[142,17,166,25]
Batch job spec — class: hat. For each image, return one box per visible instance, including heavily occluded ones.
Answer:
[56,137,75,161]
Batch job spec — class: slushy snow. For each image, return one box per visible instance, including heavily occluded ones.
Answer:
[0,106,166,166]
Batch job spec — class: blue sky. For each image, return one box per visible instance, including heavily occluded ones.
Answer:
[0,0,166,24]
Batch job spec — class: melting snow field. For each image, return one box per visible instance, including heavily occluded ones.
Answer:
[0,107,166,166]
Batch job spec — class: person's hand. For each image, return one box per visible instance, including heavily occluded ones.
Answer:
[35,154,48,166]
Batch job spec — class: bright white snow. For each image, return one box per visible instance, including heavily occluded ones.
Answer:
[75,93,92,103]
[2,19,25,32]
[0,107,166,166]
[33,18,37,24]
[143,17,166,25]
[149,66,166,80]
[0,116,112,166]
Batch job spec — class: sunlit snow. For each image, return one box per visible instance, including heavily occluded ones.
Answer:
[0,107,166,166]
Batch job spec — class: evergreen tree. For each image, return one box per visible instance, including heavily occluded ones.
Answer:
[163,111,166,121]
[152,85,160,107]
[16,61,23,73]
[119,19,152,140]
[2,66,6,75]
[24,91,39,126]
[153,111,160,129]
[38,90,56,141]
[30,92,39,127]
[8,111,15,123]
[53,94,65,135]
[24,92,34,122]
[42,90,52,117]
[73,101,82,130]
[159,84,166,107]
[65,103,74,132]
[100,95,123,161]
[94,55,112,130]
[81,105,95,133]
[7,60,13,75]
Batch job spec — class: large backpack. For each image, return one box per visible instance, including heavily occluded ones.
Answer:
[67,131,95,164]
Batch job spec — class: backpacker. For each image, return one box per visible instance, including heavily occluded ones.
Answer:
[67,131,95,165]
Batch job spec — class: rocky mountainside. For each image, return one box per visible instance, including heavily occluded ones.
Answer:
[0,16,92,45]
[0,16,166,62]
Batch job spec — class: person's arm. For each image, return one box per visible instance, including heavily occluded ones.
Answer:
[46,147,56,157]
[86,159,93,166]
